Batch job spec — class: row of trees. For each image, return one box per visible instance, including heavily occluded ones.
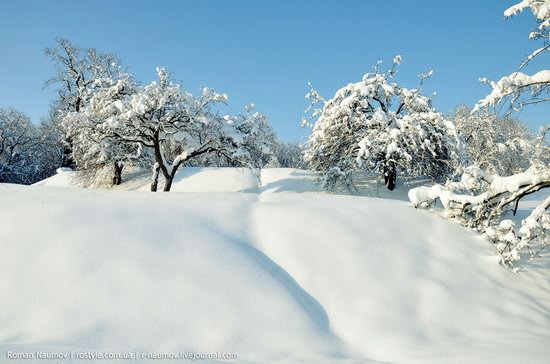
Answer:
[302,62,546,194]
[0,108,63,184]
[49,40,286,192]
[0,39,303,188]
[2,43,542,193]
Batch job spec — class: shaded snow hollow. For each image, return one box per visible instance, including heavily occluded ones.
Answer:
[2,168,550,363]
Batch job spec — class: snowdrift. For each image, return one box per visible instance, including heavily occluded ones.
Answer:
[33,167,260,192]
[32,167,77,188]
[33,167,322,194]
[31,166,417,197]
[1,168,550,363]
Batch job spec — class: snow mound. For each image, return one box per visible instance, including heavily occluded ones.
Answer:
[121,167,260,193]
[153,167,258,192]
[32,168,77,188]
[259,168,319,193]
[1,180,550,363]
[32,167,260,192]
[32,167,420,198]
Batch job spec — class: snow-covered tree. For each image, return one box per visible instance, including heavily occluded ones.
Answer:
[77,67,263,191]
[220,104,276,168]
[272,141,304,168]
[532,124,550,169]
[412,2,550,268]
[450,105,536,175]
[485,195,550,267]
[0,109,37,184]
[409,143,549,270]
[0,108,64,185]
[177,105,274,170]
[474,0,549,112]
[303,57,459,191]
[63,75,149,186]
[409,166,550,266]
[264,156,282,168]
[45,38,123,114]
[33,108,66,181]
[44,38,124,168]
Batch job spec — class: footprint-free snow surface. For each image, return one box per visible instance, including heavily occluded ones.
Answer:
[2,168,550,363]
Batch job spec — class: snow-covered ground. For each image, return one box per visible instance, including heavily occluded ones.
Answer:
[2,168,550,363]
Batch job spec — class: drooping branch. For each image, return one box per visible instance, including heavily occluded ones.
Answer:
[410,167,550,267]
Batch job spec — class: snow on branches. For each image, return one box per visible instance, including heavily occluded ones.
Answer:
[67,67,271,191]
[449,105,537,176]
[486,196,550,266]
[0,108,66,185]
[409,166,550,267]
[62,74,146,186]
[475,0,550,112]
[221,103,276,169]
[439,1,550,267]
[504,0,550,30]
[303,57,459,192]
[44,39,135,181]
[475,71,550,112]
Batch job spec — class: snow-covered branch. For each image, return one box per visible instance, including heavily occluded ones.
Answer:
[475,0,550,113]
[474,70,550,112]
[409,166,550,266]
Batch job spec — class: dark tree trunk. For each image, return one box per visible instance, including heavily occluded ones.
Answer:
[61,137,76,169]
[61,98,81,169]
[163,176,173,192]
[384,161,397,191]
[112,161,123,185]
[152,133,211,192]
[151,166,160,192]
[151,132,175,192]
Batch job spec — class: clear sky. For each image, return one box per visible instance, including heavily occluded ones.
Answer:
[0,0,548,141]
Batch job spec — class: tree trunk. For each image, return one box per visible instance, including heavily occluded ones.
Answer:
[163,157,186,192]
[112,161,123,185]
[151,133,172,192]
[61,137,76,169]
[384,161,397,191]
[151,165,160,192]
[163,175,173,192]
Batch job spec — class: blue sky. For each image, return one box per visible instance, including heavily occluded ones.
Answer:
[0,0,548,141]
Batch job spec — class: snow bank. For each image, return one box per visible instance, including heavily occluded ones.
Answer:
[32,167,418,198]
[132,167,318,194]
[253,193,550,363]
[33,167,260,193]
[259,168,319,193]
[32,168,77,188]
[140,167,260,193]
[1,178,550,363]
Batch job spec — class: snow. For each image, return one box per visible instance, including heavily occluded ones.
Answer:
[408,183,445,207]
[504,0,550,22]
[475,70,550,111]
[409,170,550,209]
[393,55,402,65]
[2,168,550,363]
[126,167,260,192]
[31,168,77,188]
[34,167,320,194]
[259,168,319,193]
